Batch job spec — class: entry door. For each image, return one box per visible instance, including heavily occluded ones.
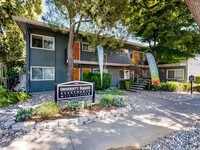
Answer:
[132,51,138,64]
[73,68,80,81]
[74,41,80,60]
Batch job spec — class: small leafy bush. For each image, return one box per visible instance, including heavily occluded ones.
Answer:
[194,75,200,84]
[125,81,132,89]
[113,97,127,107]
[99,95,114,107]
[0,85,31,107]
[183,83,191,91]
[194,85,200,92]
[167,82,184,92]
[67,100,81,110]
[35,102,59,117]
[15,108,34,122]
[83,100,90,109]
[118,80,133,89]
[83,72,112,90]
[151,85,160,91]
[159,82,184,92]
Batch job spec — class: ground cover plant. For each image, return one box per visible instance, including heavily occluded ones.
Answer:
[15,108,34,122]
[0,85,31,107]
[34,102,60,118]
[15,96,127,122]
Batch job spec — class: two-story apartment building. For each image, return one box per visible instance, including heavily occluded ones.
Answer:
[158,56,200,83]
[13,16,149,92]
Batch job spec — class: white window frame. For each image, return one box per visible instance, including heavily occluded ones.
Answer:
[119,69,130,80]
[166,69,184,80]
[30,66,55,81]
[82,42,93,52]
[93,68,108,73]
[31,34,55,51]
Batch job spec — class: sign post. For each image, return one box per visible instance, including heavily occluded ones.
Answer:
[55,81,95,103]
[189,75,194,94]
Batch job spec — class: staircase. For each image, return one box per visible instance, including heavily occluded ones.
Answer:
[128,77,151,92]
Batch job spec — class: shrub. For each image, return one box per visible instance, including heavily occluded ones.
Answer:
[67,100,81,110]
[83,72,112,90]
[113,97,127,107]
[118,80,133,89]
[99,95,114,107]
[183,83,191,91]
[160,82,168,91]
[194,75,200,84]
[0,97,10,107]
[15,108,34,122]
[125,81,133,89]
[83,100,90,109]
[15,92,31,101]
[194,85,200,92]
[167,82,184,92]
[151,85,160,91]
[35,102,59,117]
[0,85,31,107]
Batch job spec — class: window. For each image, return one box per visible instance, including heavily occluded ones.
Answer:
[82,42,93,52]
[31,34,55,50]
[139,52,144,60]
[124,49,129,56]
[119,70,130,79]
[31,67,54,81]
[93,68,108,73]
[167,69,184,80]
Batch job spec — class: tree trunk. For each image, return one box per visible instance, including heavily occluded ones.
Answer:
[185,0,200,29]
[67,19,75,81]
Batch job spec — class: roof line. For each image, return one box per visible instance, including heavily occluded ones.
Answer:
[12,16,148,48]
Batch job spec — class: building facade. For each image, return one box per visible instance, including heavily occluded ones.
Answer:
[14,16,149,92]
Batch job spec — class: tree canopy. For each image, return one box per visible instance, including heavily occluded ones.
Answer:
[43,0,130,81]
[0,0,42,68]
[125,0,200,63]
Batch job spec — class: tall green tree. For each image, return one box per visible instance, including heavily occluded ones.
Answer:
[125,0,200,63]
[0,0,42,88]
[43,0,130,81]
[0,0,42,68]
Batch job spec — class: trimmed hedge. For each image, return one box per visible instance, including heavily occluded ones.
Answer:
[83,72,112,90]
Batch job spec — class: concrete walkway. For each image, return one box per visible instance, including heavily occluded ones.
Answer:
[3,95,200,150]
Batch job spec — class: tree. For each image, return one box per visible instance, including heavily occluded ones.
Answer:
[43,0,130,81]
[185,0,200,29]
[0,0,42,88]
[125,0,200,63]
[0,0,42,68]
